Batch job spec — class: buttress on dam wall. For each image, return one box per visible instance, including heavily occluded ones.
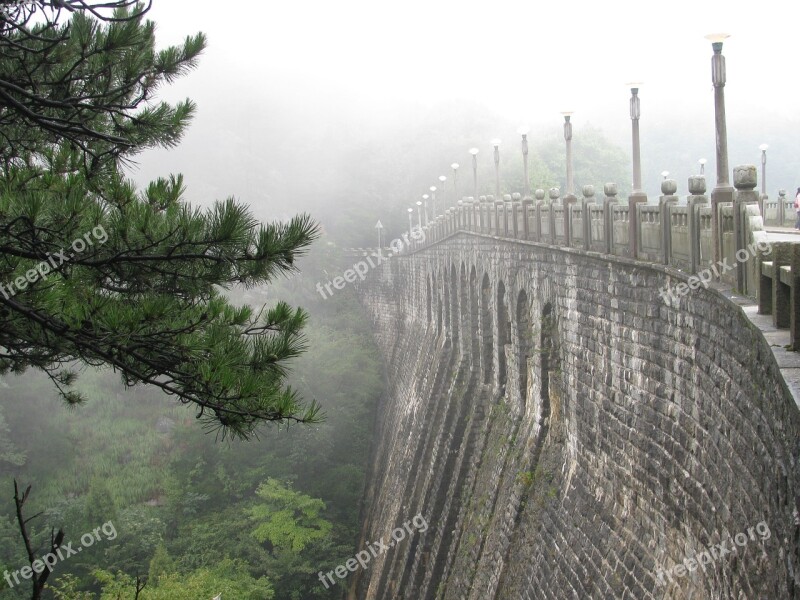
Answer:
[351,232,800,599]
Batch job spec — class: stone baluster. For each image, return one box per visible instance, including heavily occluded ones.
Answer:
[687,176,708,275]
[733,165,760,294]
[603,183,618,255]
[531,189,545,242]
[659,179,679,265]
[581,185,595,250]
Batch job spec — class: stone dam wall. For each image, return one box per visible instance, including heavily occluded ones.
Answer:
[350,232,800,600]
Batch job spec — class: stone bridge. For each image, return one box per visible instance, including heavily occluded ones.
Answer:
[349,169,800,599]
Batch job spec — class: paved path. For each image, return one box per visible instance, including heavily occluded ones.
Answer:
[766,227,800,242]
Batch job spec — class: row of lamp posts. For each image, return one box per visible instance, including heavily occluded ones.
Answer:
[406,33,771,283]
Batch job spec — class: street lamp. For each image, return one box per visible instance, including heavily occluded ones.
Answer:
[561,112,575,197]
[518,125,531,198]
[451,163,460,201]
[407,207,414,234]
[422,194,430,225]
[699,158,707,175]
[469,148,479,199]
[415,201,423,230]
[661,170,670,180]
[759,143,769,199]
[439,175,447,210]
[429,185,437,217]
[492,139,501,198]
[705,32,733,267]
[626,83,645,198]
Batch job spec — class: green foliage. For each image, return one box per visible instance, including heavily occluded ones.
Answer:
[249,479,332,554]
[92,559,274,599]
[148,544,175,586]
[0,1,320,438]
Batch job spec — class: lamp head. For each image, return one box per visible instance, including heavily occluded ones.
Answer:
[699,158,707,166]
[422,194,429,200]
[439,175,447,183]
[759,143,769,152]
[661,170,670,179]
[416,201,422,206]
[469,147,479,156]
[491,138,501,147]
[705,33,730,53]
[430,186,437,192]
[517,125,530,136]
[625,81,643,94]
[407,208,413,213]
[451,162,459,170]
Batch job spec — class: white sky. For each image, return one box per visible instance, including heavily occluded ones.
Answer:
[144,0,799,122]
[130,0,800,208]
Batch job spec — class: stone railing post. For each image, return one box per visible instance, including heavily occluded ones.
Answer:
[479,195,487,233]
[733,165,760,294]
[533,189,545,242]
[687,175,708,274]
[603,183,618,255]
[659,179,679,265]
[562,189,577,246]
[502,194,512,237]
[486,194,495,235]
[521,196,533,240]
[494,196,505,237]
[511,193,521,238]
[457,200,464,230]
[581,184,595,250]
[628,186,648,257]
[548,187,559,244]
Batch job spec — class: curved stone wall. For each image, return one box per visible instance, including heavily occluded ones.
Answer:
[351,232,800,600]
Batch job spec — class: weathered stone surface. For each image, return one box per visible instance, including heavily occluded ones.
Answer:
[352,233,800,600]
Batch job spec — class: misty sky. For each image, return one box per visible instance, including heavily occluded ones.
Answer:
[130,0,800,220]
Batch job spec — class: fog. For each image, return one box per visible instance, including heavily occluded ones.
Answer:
[128,0,800,243]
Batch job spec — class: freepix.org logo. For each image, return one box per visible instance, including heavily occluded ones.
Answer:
[0,225,108,300]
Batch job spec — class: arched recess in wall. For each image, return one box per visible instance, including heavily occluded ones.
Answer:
[434,274,442,336]
[443,267,451,339]
[481,273,493,384]
[497,281,510,390]
[459,263,468,351]
[517,290,531,408]
[470,266,479,359]
[540,302,555,419]
[426,275,432,325]
[450,263,459,346]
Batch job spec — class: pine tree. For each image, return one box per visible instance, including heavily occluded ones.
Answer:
[0,2,320,438]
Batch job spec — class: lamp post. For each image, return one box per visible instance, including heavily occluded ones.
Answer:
[626,83,644,197]
[416,201,423,230]
[705,33,733,269]
[451,163,459,201]
[407,207,414,234]
[699,158,707,175]
[429,186,437,217]
[561,112,574,197]
[491,139,501,198]
[518,125,531,198]
[438,175,447,211]
[422,194,430,225]
[469,148,479,199]
[759,143,768,199]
